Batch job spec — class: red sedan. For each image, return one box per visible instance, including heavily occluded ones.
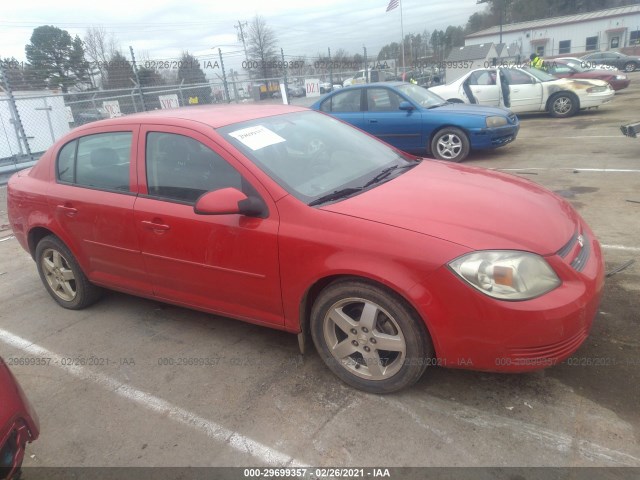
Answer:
[0,358,39,479]
[549,58,630,91]
[7,105,605,393]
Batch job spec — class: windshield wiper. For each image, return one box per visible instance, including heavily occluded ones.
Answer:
[308,187,363,206]
[362,163,418,188]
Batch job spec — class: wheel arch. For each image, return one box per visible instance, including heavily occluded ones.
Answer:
[27,226,57,260]
[545,90,580,113]
[298,273,439,357]
[427,124,471,155]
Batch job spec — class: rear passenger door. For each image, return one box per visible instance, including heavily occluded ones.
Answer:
[133,126,283,325]
[318,88,365,129]
[47,125,149,294]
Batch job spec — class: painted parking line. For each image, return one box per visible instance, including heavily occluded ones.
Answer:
[379,396,640,466]
[497,168,640,173]
[602,244,640,253]
[0,328,308,468]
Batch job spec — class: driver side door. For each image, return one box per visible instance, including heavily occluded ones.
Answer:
[133,126,284,326]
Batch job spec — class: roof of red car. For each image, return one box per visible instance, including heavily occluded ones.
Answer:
[74,104,308,132]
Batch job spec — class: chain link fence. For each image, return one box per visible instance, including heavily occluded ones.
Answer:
[0,61,404,182]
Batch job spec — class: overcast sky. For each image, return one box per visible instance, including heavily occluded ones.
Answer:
[1,0,484,73]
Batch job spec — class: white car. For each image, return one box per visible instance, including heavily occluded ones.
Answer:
[556,57,617,71]
[429,66,614,118]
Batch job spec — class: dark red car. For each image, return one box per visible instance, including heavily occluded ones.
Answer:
[0,358,39,480]
[7,105,605,393]
[548,58,630,91]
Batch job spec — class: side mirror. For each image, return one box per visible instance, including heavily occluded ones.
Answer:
[194,188,266,217]
[399,101,415,111]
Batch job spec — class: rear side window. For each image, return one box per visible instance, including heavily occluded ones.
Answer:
[56,132,132,191]
[321,89,362,113]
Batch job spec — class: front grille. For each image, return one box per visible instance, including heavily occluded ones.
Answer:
[557,228,590,272]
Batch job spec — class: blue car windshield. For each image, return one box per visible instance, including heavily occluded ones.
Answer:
[396,84,447,108]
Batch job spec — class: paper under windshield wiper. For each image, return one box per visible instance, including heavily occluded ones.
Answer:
[308,187,363,206]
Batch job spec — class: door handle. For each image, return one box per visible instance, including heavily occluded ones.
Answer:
[56,205,78,217]
[368,119,378,123]
[141,220,171,232]
[512,89,520,93]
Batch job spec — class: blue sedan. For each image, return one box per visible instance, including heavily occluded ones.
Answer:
[310,82,519,162]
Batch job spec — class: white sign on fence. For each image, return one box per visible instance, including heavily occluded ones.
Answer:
[102,100,122,118]
[65,106,74,123]
[159,94,180,109]
[305,78,321,98]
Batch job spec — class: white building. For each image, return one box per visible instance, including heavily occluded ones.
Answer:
[465,4,640,58]
[444,43,521,83]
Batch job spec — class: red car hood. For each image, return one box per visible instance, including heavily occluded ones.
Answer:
[321,160,578,255]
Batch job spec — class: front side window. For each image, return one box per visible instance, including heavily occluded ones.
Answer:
[145,132,243,203]
[366,88,402,112]
[56,132,132,191]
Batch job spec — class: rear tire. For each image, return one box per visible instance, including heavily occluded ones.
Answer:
[624,62,637,73]
[310,280,432,393]
[35,235,102,309]
[430,127,470,162]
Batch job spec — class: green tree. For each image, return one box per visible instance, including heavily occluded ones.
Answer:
[25,25,90,92]
[103,51,134,89]
[177,52,211,105]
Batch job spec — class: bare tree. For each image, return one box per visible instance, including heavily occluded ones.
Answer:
[246,15,278,80]
[84,26,118,87]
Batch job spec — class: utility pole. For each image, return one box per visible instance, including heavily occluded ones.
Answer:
[363,46,368,84]
[129,46,147,111]
[0,63,32,159]
[219,48,230,103]
[281,48,288,105]
[328,47,333,88]
[235,20,249,61]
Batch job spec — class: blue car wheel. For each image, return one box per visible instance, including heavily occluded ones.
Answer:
[430,127,470,162]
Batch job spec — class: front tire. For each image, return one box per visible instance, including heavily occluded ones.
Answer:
[35,235,102,309]
[310,280,432,393]
[430,127,470,162]
[549,92,579,118]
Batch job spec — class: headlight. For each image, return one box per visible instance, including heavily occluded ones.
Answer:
[448,251,561,301]
[486,116,508,127]
[616,75,627,80]
[586,86,608,93]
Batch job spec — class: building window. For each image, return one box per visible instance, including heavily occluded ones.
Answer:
[558,40,571,54]
[586,36,598,51]
[610,36,619,49]
[631,30,640,45]
[536,45,545,56]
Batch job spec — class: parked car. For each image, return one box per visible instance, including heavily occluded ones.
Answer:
[74,107,109,125]
[319,82,333,94]
[581,51,640,73]
[0,358,40,480]
[547,58,630,91]
[8,105,604,393]
[287,85,306,98]
[429,66,614,118]
[555,57,617,71]
[311,81,519,162]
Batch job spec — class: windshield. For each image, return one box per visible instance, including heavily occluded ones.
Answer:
[396,83,447,108]
[218,111,415,204]
[561,60,587,72]
[521,66,558,82]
